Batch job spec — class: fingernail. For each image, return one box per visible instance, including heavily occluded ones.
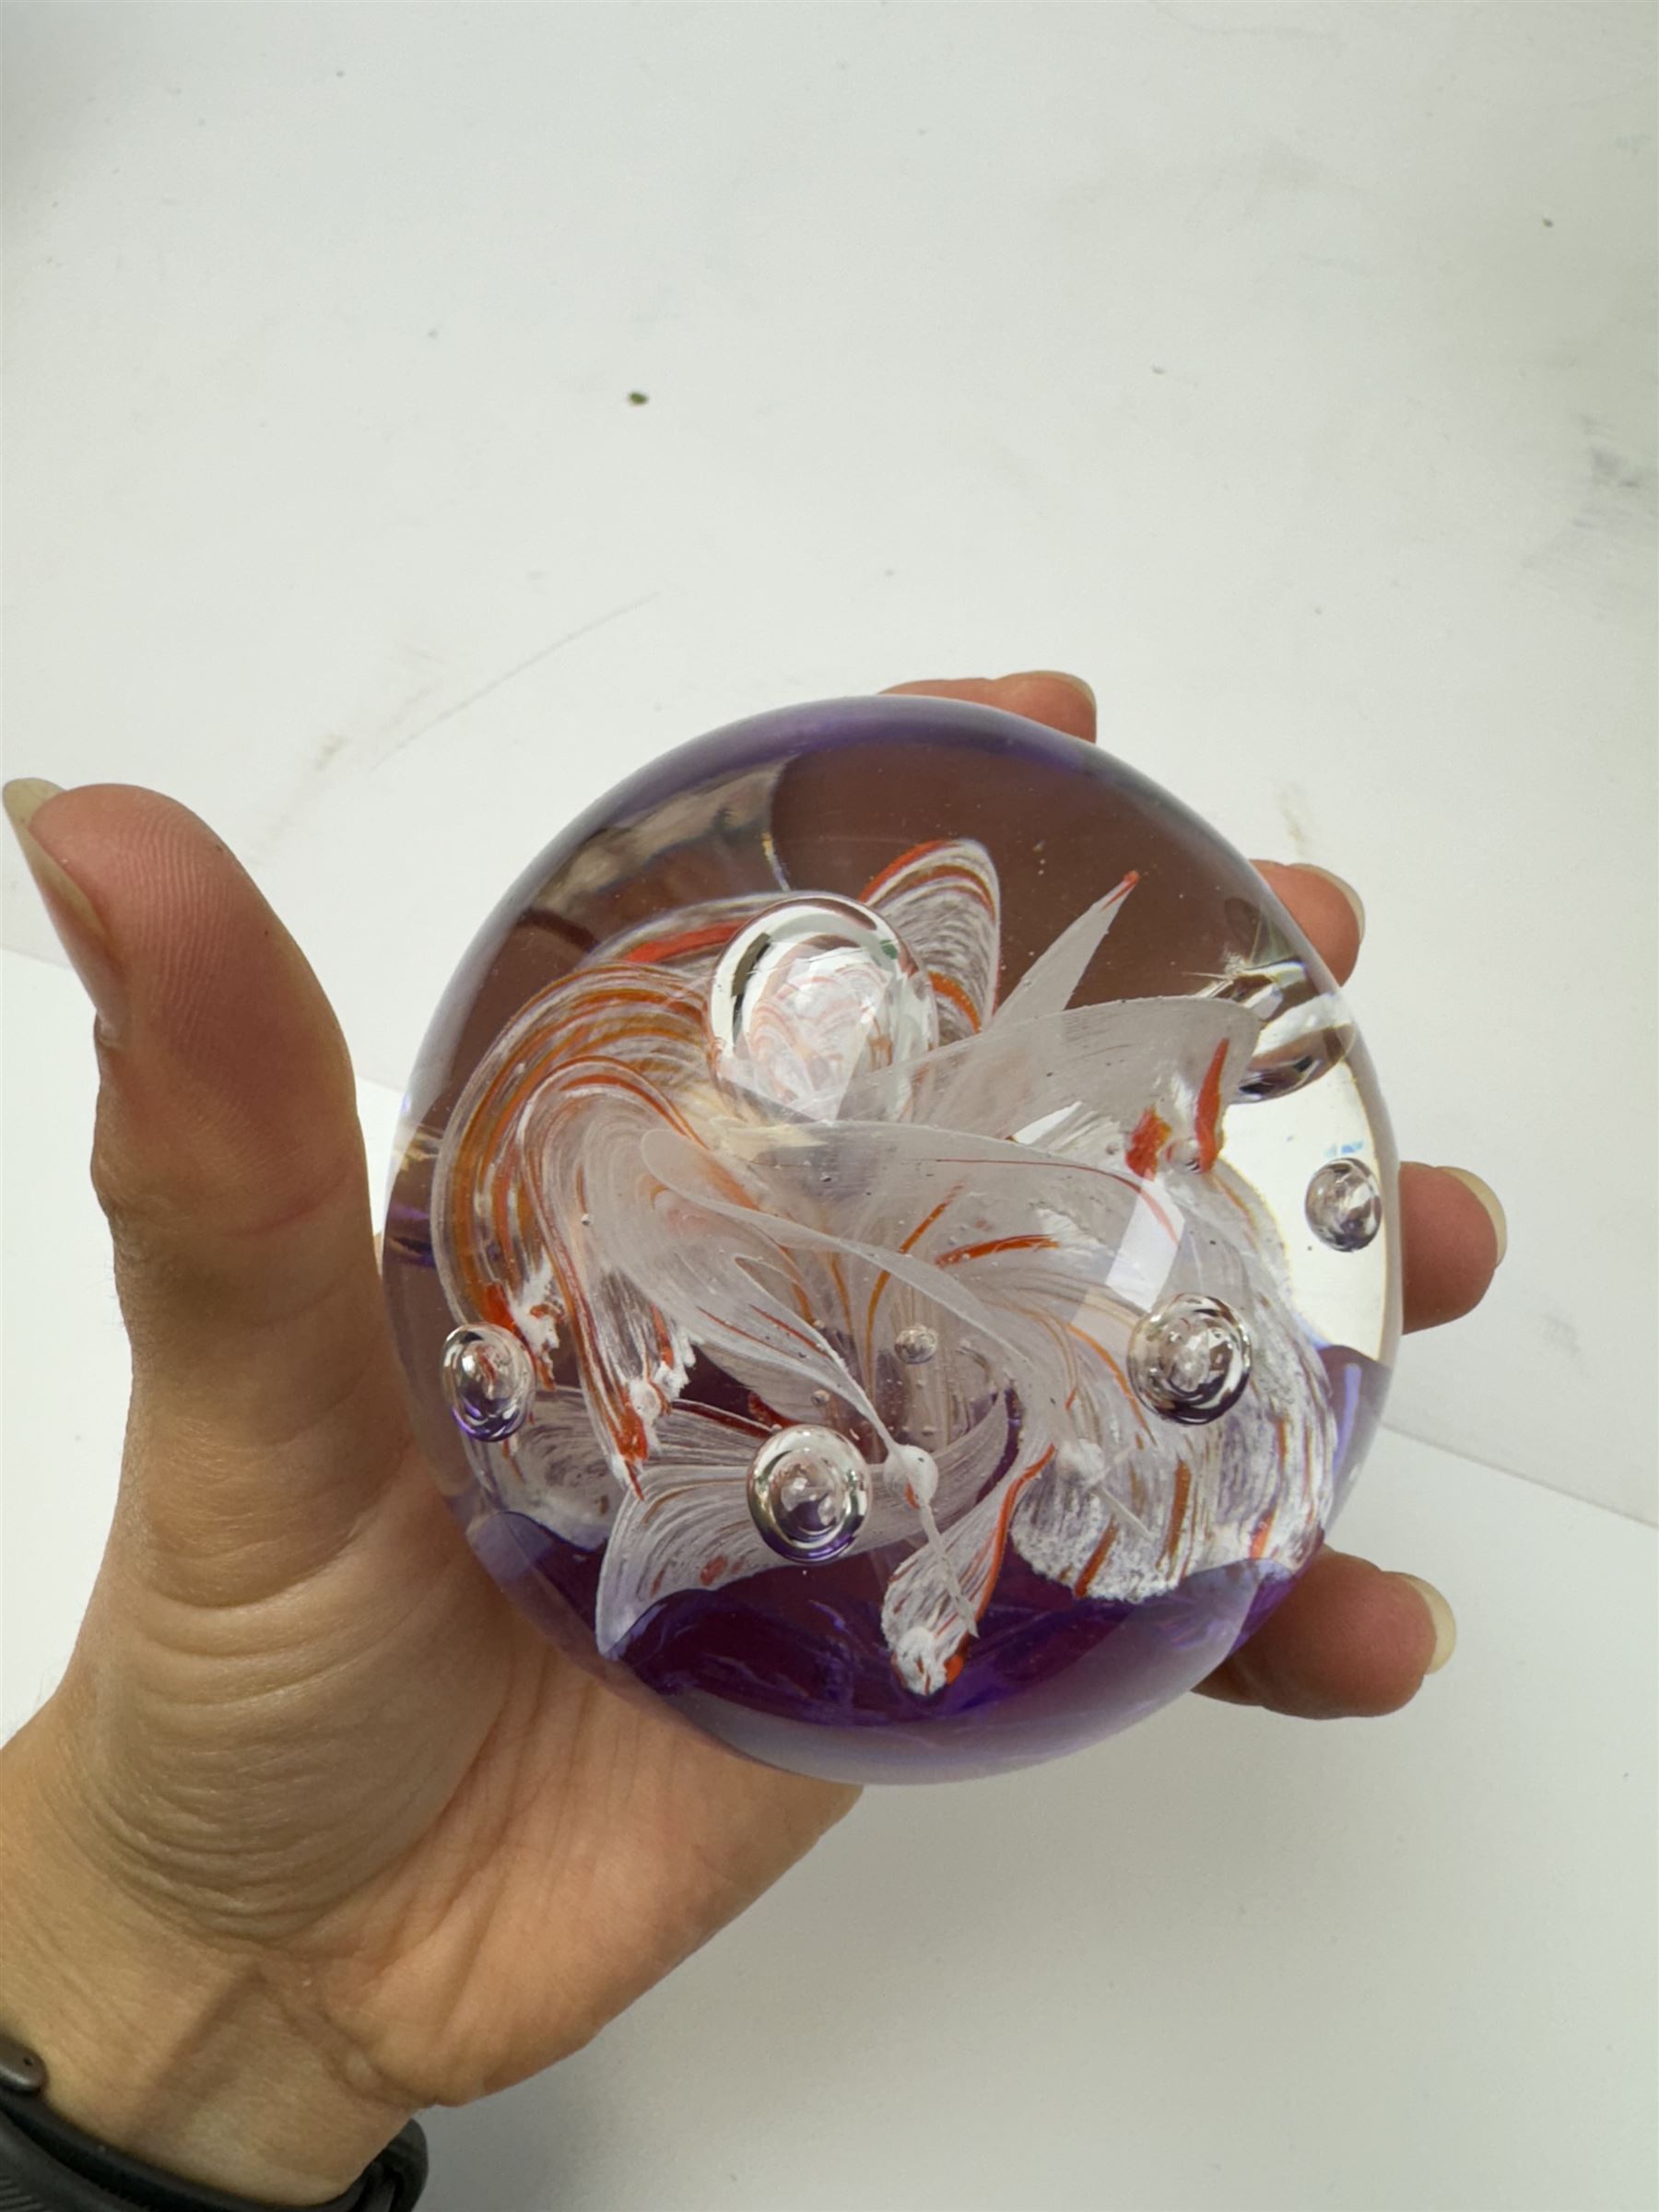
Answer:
[1396,1574,1457,1673]
[4,779,126,1037]
[1441,1167,1508,1265]
[1013,669,1095,710]
[1298,864,1366,940]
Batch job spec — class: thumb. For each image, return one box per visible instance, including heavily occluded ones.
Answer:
[5,778,414,1586]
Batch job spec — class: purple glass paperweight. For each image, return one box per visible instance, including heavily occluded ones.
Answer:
[382,696,1399,1783]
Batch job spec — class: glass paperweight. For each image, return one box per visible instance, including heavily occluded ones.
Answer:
[383,696,1399,1783]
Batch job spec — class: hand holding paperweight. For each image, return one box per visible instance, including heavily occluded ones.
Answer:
[383,695,1398,1782]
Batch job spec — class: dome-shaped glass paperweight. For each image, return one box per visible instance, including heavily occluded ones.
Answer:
[383,697,1399,1783]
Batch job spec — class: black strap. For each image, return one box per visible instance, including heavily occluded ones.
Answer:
[0,2073,426,2212]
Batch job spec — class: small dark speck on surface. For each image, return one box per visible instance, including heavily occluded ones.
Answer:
[628,391,650,406]
[1151,364,1166,375]
[1542,1312,1583,1361]
[427,326,440,338]
[1542,217,1554,227]
[1590,445,1650,495]
[336,69,346,78]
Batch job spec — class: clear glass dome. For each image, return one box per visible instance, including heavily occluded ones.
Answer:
[383,696,1399,1783]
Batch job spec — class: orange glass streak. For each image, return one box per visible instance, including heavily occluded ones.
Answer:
[564,1163,638,1471]
[489,1172,514,1283]
[1213,1177,1254,1229]
[550,1268,634,1476]
[902,1195,955,1254]
[825,1252,853,1339]
[557,1057,700,1130]
[923,1149,1182,1249]
[1126,1108,1171,1182]
[617,1406,649,1465]
[981,1446,1057,1611]
[930,972,982,1033]
[553,1091,678,1474]
[458,1017,704,1488]
[936,1232,1060,1268]
[619,922,742,966]
[1063,1320,1151,1441]
[445,968,702,1316]
[1194,1041,1228,1171]
[712,1304,821,1359]
[1244,1414,1291,1560]
[860,840,994,909]
[711,1155,818,1324]
[696,1403,771,1442]
[766,1306,823,1352]
[926,1446,1062,1688]
[1126,1178,1180,1243]
[688,1147,761,1215]
[450,1017,699,1319]
[1159,1459,1194,1572]
[1075,1524,1118,1596]
[862,1190,959,1356]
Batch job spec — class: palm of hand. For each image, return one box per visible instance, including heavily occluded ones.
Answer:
[86,1377,853,2112]
[2,673,1501,2193]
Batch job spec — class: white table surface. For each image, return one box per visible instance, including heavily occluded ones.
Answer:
[3,6,1656,2209]
[4,948,1656,2210]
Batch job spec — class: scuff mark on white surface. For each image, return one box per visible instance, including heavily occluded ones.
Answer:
[381,592,664,762]
[1518,433,1657,615]
[1275,782,1316,861]
[1541,1310,1583,1363]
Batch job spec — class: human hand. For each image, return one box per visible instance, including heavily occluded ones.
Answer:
[0,672,1501,2203]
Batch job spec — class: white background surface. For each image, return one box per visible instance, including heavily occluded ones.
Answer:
[3,6,1655,2210]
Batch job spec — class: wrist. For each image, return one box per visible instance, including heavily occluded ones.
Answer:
[0,1710,413,2206]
